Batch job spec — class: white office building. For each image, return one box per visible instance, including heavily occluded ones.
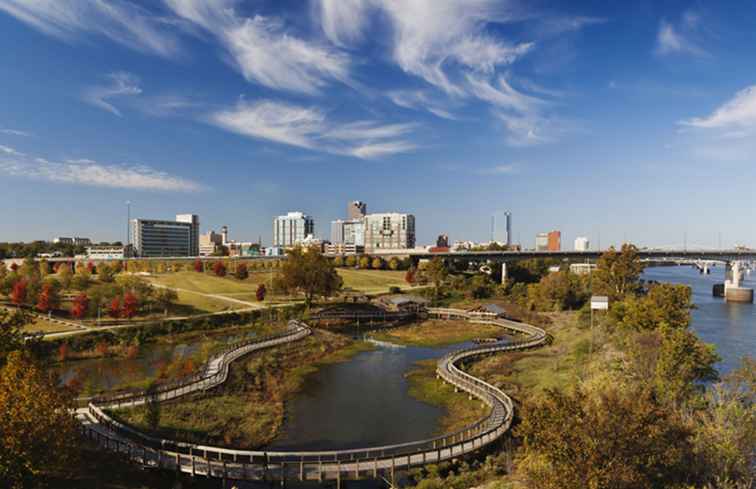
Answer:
[574,236,590,252]
[273,212,315,247]
[364,213,415,253]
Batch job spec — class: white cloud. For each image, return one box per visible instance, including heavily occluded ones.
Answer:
[387,90,457,120]
[0,128,30,136]
[166,0,350,94]
[478,164,517,175]
[0,150,203,191]
[495,112,572,147]
[0,144,24,156]
[465,74,543,113]
[209,99,416,159]
[83,72,142,117]
[656,18,706,57]
[0,0,180,57]
[318,0,370,47]
[680,85,756,129]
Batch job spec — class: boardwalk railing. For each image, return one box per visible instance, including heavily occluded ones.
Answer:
[79,307,548,483]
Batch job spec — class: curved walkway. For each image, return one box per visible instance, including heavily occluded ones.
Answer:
[77,307,548,484]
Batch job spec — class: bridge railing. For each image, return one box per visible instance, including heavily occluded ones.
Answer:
[83,307,548,478]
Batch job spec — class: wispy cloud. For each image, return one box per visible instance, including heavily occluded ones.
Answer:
[0,0,180,57]
[83,72,142,117]
[0,128,30,136]
[166,0,350,95]
[655,11,708,57]
[0,149,203,191]
[679,85,756,130]
[388,90,457,120]
[209,99,416,159]
[478,164,517,175]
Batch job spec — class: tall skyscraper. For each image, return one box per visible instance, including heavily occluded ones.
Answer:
[548,231,561,251]
[273,212,314,247]
[364,213,415,252]
[348,200,367,219]
[504,211,512,247]
[176,214,200,256]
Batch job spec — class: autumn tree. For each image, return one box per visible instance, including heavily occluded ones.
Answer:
[593,244,644,300]
[516,385,694,489]
[611,283,693,331]
[388,257,401,271]
[371,257,384,270]
[108,297,121,318]
[70,293,89,319]
[122,292,138,319]
[194,259,203,273]
[345,255,357,268]
[57,263,73,289]
[35,282,60,313]
[256,283,266,302]
[235,263,249,280]
[0,309,28,367]
[0,351,80,488]
[358,255,371,269]
[274,246,342,307]
[97,262,115,283]
[405,268,416,285]
[333,256,344,267]
[10,280,27,306]
[213,261,227,277]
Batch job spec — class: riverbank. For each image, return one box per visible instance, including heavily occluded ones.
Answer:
[370,319,505,347]
[111,329,374,448]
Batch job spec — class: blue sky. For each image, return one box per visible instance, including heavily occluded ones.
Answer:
[2,0,756,249]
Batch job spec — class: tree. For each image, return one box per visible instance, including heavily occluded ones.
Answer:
[57,263,73,289]
[70,293,89,319]
[35,282,60,313]
[516,385,694,489]
[144,383,161,431]
[468,274,494,299]
[256,283,266,302]
[70,270,91,291]
[235,263,249,280]
[154,288,177,316]
[275,246,342,307]
[333,256,344,267]
[425,258,448,298]
[98,262,115,283]
[122,292,138,319]
[371,257,384,270]
[405,268,416,285]
[654,326,719,406]
[527,271,589,312]
[0,309,29,368]
[388,257,401,271]
[0,351,80,488]
[10,280,27,306]
[345,255,357,268]
[213,261,227,277]
[593,244,643,300]
[611,283,693,332]
[108,297,121,318]
[358,255,371,269]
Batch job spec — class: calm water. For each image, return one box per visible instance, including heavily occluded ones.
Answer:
[56,330,257,393]
[267,339,476,451]
[643,265,755,374]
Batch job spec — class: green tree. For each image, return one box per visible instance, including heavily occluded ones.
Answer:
[145,383,161,431]
[388,257,401,271]
[371,257,384,270]
[274,246,342,307]
[425,258,448,299]
[593,244,643,300]
[654,326,719,406]
[528,271,589,311]
[0,351,80,489]
[468,274,494,299]
[611,283,693,332]
[358,255,371,269]
[97,262,116,283]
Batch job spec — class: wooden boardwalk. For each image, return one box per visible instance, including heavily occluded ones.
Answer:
[77,307,548,486]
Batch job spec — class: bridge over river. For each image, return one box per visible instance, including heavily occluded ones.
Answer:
[76,307,547,487]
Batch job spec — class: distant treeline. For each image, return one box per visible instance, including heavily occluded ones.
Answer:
[0,241,123,259]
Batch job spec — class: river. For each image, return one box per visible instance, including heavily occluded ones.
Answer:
[643,265,755,375]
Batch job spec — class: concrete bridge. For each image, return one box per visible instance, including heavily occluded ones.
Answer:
[76,308,547,487]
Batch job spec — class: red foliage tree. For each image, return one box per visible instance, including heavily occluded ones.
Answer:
[235,263,249,280]
[36,283,56,312]
[122,292,138,319]
[213,261,227,277]
[9,263,18,272]
[194,259,204,273]
[11,280,27,306]
[404,268,416,285]
[86,262,95,274]
[256,283,266,302]
[57,343,69,362]
[108,297,122,318]
[71,293,89,319]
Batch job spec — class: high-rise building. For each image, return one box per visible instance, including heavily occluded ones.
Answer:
[199,230,224,256]
[347,200,367,220]
[175,214,200,256]
[436,234,449,248]
[536,233,549,251]
[548,231,561,251]
[574,236,590,252]
[364,213,415,252]
[273,212,315,247]
[504,212,512,247]
[131,218,195,257]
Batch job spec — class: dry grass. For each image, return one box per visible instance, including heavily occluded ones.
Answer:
[371,319,504,347]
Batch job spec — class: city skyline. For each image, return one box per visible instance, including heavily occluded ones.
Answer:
[2,1,756,249]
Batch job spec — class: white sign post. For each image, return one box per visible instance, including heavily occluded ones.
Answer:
[589,296,609,362]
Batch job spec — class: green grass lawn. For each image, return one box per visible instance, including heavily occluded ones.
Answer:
[336,268,408,293]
